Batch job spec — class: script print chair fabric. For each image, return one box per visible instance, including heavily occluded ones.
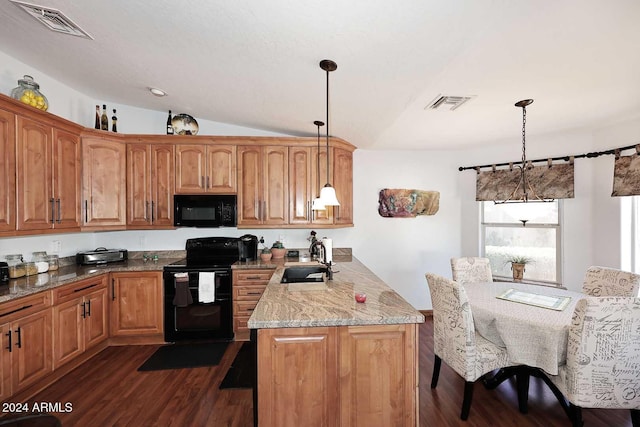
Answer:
[547,297,640,427]
[581,266,640,297]
[425,273,510,420]
[450,257,493,285]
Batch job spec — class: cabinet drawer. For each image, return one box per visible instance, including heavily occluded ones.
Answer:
[234,300,259,316]
[233,285,266,301]
[52,274,108,304]
[234,315,251,332]
[0,291,51,324]
[235,270,274,283]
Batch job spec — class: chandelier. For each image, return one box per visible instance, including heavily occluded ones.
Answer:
[496,99,553,204]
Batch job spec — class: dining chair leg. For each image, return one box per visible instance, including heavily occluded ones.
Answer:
[569,404,584,427]
[431,355,441,388]
[461,381,474,420]
[631,409,639,427]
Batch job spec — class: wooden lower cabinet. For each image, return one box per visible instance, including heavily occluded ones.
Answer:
[0,292,53,401]
[52,275,109,368]
[110,271,163,337]
[232,269,274,341]
[256,323,418,427]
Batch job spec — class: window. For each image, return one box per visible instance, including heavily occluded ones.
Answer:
[481,201,562,284]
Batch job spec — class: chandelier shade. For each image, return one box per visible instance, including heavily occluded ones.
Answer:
[311,120,326,211]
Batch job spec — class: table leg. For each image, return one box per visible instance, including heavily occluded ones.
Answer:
[516,368,530,414]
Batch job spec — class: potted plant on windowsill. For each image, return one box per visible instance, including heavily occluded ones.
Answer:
[271,241,286,259]
[506,256,532,282]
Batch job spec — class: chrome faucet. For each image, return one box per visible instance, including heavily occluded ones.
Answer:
[312,240,334,280]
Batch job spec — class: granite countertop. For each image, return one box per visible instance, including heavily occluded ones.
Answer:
[0,256,182,304]
[247,256,425,329]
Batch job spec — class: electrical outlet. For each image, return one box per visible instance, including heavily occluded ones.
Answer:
[50,240,61,254]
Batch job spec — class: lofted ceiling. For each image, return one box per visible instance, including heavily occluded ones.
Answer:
[1,0,639,150]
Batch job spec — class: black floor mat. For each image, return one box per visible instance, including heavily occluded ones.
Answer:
[219,341,254,389]
[138,342,229,371]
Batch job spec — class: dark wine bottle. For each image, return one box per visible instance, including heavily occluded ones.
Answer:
[100,104,108,131]
[94,105,100,129]
[167,110,174,135]
[111,109,118,132]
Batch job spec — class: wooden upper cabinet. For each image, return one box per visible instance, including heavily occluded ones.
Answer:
[175,144,236,194]
[15,117,81,232]
[127,143,174,228]
[16,116,51,230]
[238,145,288,226]
[81,136,126,228]
[0,108,16,233]
[333,147,353,226]
[52,128,82,229]
[207,145,236,193]
[289,146,332,226]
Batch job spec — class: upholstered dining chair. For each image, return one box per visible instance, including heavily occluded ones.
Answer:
[425,273,510,420]
[546,297,640,427]
[450,257,493,285]
[581,266,640,297]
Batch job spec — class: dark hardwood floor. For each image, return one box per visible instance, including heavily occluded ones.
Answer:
[7,319,633,426]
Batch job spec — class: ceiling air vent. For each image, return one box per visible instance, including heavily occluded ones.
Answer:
[425,94,474,111]
[10,1,93,39]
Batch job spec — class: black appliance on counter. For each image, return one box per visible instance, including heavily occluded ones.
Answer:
[239,234,258,261]
[173,194,237,228]
[76,248,128,265]
[0,262,8,283]
[163,237,241,342]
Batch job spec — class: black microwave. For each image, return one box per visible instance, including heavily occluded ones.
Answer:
[174,195,237,227]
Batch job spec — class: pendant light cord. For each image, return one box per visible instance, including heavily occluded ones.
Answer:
[325,67,330,184]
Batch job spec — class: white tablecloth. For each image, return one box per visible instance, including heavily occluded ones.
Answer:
[463,281,584,375]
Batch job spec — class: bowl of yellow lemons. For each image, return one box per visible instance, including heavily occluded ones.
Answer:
[11,75,48,111]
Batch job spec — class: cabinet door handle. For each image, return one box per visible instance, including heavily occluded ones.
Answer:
[206,176,210,189]
[262,201,266,221]
[5,331,12,353]
[335,205,340,220]
[201,176,205,188]
[111,278,116,301]
[56,199,61,223]
[81,302,86,319]
[151,201,155,222]
[86,300,91,317]
[247,292,262,295]
[50,198,55,224]
[14,327,21,349]
[84,200,88,223]
[145,202,149,221]
[246,276,261,280]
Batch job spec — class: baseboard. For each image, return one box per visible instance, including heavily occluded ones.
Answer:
[109,334,165,346]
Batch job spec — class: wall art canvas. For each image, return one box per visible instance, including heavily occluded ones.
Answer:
[378,189,440,217]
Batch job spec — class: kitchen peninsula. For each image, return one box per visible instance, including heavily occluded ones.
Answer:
[244,255,424,427]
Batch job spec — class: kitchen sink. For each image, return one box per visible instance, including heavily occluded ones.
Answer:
[280,266,327,283]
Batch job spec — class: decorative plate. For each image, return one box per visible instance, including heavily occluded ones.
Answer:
[171,113,199,135]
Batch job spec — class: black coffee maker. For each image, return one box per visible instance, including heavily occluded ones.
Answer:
[239,234,258,261]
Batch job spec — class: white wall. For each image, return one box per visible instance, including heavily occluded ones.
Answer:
[3,49,640,308]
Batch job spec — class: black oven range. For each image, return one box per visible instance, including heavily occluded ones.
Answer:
[163,236,250,342]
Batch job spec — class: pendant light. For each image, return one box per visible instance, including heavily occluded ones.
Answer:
[311,120,326,211]
[318,59,340,206]
[495,99,552,204]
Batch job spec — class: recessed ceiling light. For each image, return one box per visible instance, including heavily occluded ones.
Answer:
[149,87,167,97]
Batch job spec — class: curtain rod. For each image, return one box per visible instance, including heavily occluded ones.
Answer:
[458,142,639,172]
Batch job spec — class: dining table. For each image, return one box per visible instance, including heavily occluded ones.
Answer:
[463,280,586,414]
